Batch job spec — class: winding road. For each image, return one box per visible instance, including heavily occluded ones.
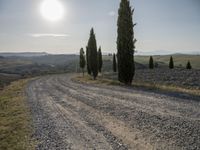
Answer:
[26,74,200,150]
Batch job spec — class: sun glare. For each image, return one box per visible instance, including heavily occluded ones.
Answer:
[40,0,64,22]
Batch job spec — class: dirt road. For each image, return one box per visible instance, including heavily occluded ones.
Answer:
[26,74,200,150]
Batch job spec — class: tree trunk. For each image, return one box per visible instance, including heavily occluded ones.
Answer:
[82,69,84,77]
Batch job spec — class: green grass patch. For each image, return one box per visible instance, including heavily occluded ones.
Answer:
[74,74,200,97]
[0,79,34,150]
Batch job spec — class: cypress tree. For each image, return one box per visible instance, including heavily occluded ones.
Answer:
[149,56,154,69]
[87,28,98,79]
[117,0,136,84]
[169,56,174,69]
[86,46,91,75]
[186,61,192,69]
[113,53,117,72]
[79,48,86,76]
[98,46,103,73]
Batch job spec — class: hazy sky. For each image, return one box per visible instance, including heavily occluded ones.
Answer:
[0,0,200,54]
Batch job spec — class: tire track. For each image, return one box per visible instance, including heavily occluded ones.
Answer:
[42,79,151,149]
[26,74,200,150]
[49,76,200,149]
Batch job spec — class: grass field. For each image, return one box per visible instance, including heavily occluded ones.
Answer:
[0,58,32,69]
[0,79,34,150]
[103,54,200,69]
[134,54,200,69]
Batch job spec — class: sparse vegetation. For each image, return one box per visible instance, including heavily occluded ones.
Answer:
[117,0,136,84]
[0,79,34,150]
[0,73,21,89]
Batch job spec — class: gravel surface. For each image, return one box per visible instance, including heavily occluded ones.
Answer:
[26,74,200,150]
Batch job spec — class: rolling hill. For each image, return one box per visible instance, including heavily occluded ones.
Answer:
[134,54,200,69]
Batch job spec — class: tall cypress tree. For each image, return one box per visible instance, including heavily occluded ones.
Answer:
[169,56,174,69]
[117,0,136,84]
[149,56,154,69]
[98,46,103,73]
[79,48,86,76]
[186,61,192,69]
[113,53,117,72]
[87,28,98,79]
[86,46,91,75]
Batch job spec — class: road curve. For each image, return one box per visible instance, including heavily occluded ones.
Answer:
[26,74,200,150]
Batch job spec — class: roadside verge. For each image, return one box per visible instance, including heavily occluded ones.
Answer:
[0,79,35,150]
[73,75,200,98]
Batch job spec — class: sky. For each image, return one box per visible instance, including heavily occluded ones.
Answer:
[0,0,199,55]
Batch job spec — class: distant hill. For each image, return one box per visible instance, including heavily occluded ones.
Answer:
[0,54,79,76]
[19,54,79,65]
[0,52,48,57]
[136,50,200,56]
[0,53,199,78]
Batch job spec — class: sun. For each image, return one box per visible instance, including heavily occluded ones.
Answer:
[40,0,64,22]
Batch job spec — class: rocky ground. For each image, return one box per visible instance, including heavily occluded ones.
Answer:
[26,74,200,150]
[135,68,200,89]
[105,68,200,90]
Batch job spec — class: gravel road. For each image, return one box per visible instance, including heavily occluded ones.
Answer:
[26,74,200,150]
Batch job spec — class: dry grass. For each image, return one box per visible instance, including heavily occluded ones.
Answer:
[75,74,200,97]
[0,79,34,150]
[75,75,122,86]
[132,81,200,97]
[135,55,200,69]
